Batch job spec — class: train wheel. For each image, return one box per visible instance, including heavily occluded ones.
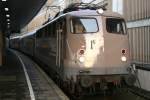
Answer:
[72,84,83,100]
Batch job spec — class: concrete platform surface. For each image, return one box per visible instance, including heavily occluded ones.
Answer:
[0,49,69,100]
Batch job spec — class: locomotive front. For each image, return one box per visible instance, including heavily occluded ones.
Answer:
[63,9,130,93]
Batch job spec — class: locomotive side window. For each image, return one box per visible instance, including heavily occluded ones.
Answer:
[106,18,126,35]
[70,18,98,34]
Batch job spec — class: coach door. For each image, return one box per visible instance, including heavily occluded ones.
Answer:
[56,18,66,74]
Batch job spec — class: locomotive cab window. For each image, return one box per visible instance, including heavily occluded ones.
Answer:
[106,18,126,35]
[70,17,98,34]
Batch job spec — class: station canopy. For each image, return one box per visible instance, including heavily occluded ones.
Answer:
[0,0,47,33]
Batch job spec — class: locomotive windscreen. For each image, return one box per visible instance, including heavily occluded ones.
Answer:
[106,18,126,35]
[70,17,98,34]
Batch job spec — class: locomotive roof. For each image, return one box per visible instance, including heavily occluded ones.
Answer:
[23,9,125,36]
[40,9,124,29]
[66,9,124,18]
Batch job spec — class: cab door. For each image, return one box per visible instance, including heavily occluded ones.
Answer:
[56,18,66,76]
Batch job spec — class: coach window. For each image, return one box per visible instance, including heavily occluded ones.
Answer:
[45,26,49,37]
[36,30,42,38]
[47,24,51,37]
[106,18,126,35]
[42,27,46,37]
[52,22,57,38]
[49,23,52,37]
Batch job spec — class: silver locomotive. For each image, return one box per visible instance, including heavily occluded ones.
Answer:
[10,3,130,95]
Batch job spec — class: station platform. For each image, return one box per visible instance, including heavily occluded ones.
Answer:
[0,49,69,100]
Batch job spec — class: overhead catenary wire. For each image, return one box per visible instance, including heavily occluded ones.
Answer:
[88,0,97,4]
[96,0,108,5]
[45,0,65,13]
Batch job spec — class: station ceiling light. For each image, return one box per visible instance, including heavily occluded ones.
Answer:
[7,23,10,24]
[7,19,10,22]
[5,8,9,11]
[6,14,10,17]
[7,25,10,28]
[2,0,7,1]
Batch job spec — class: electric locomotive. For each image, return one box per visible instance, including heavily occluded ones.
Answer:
[10,3,131,95]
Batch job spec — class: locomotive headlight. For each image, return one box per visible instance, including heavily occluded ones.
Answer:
[79,56,85,63]
[121,56,127,62]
